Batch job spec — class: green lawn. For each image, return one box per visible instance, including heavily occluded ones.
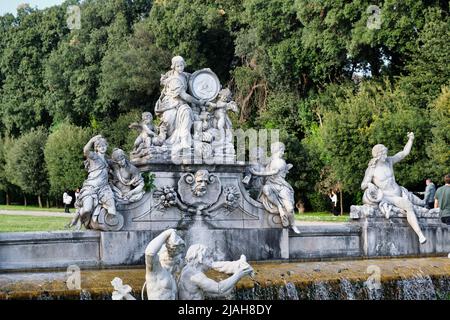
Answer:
[0,214,71,232]
[0,211,349,233]
[295,212,350,222]
[0,205,66,212]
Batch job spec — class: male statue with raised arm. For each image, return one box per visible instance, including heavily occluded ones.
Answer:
[361,132,428,244]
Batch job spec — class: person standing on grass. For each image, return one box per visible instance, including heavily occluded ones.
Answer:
[329,191,338,216]
[435,174,450,225]
[63,190,72,213]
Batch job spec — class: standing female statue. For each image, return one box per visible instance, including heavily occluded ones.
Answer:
[250,142,300,234]
[67,135,119,230]
[155,56,206,155]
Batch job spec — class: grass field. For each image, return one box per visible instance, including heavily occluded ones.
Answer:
[0,205,66,213]
[0,210,350,233]
[0,214,71,232]
[295,212,349,222]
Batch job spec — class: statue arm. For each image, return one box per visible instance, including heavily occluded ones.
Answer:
[142,124,156,136]
[144,229,176,271]
[83,135,102,157]
[250,167,279,177]
[191,269,247,296]
[391,132,414,164]
[179,90,203,105]
[361,166,374,190]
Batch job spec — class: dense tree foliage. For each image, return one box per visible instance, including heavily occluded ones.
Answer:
[44,122,91,198]
[0,0,448,210]
[4,128,49,206]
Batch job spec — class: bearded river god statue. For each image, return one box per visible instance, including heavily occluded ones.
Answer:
[350,132,441,245]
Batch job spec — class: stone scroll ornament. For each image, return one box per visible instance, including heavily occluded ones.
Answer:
[352,132,440,244]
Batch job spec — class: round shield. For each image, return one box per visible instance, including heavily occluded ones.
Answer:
[189,68,221,101]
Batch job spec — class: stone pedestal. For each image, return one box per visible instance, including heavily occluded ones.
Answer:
[117,163,282,231]
[351,204,450,257]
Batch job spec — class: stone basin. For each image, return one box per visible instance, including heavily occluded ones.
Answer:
[1,257,449,300]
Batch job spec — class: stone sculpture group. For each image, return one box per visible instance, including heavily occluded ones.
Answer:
[66,55,442,300]
[67,135,144,231]
[69,55,300,234]
[142,228,253,300]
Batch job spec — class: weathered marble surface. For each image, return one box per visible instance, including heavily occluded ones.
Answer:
[357,132,432,244]
[130,56,238,165]
[117,163,281,231]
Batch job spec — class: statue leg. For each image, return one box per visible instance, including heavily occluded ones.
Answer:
[384,195,426,244]
[68,196,94,228]
[279,190,300,234]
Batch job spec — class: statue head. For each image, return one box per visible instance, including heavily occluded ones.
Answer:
[185,244,214,270]
[111,148,127,167]
[171,56,185,73]
[192,170,210,197]
[142,112,153,123]
[270,142,285,158]
[94,137,108,154]
[218,88,232,102]
[371,144,388,162]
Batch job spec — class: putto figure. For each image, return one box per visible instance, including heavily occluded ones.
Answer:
[67,135,122,231]
[109,148,145,204]
[206,88,239,142]
[361,132,428,244]
[129,112,159,159]
[250,142,300,234]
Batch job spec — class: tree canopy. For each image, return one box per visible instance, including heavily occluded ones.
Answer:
[0,0,448,209]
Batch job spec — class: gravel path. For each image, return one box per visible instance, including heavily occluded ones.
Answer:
[0,209,73,217]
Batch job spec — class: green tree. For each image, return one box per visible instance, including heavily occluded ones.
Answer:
[317,81,431,194]
[4,128,50,207]
[148,0,240,81]
[398,7,450,109]
[44,122,91,198]
[98,22,171,114]
[427,87,450,179]
[0,5,67,136]
[97,109,142,153]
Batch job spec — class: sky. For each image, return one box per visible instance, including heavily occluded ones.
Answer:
[0,0,65,16]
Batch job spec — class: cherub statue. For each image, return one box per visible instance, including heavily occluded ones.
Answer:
[129,112,160,159]
[250,142,300,234]
[243,147,267,199]
[206,88,238,142]
[111,277,136,300]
